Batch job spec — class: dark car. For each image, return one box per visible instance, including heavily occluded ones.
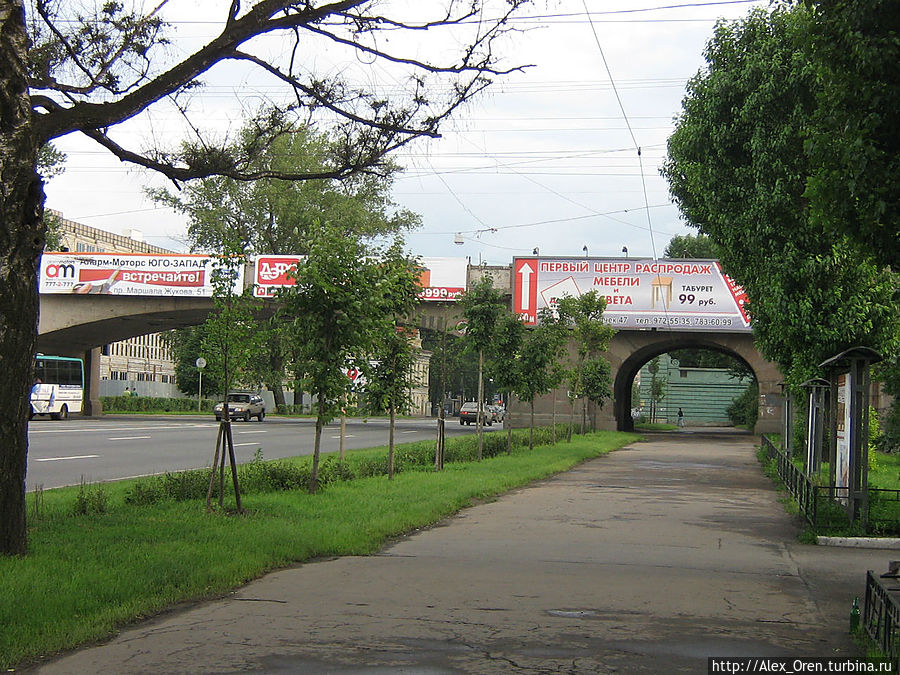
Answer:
[215,392,265,422]
[459,401,492,426]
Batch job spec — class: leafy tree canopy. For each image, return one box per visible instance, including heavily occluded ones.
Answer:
[661,5,898,386]
[150,122,420,255]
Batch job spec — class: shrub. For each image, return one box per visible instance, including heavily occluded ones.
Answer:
[162,469,213,501]
[124,481,165,506]
[101,396,215,413]
[73,479,109,515]
[727,381,759,428]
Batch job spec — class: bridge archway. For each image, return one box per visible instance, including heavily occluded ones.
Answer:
[606,331,783,434]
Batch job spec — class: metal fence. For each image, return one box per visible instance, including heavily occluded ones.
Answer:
[760,436,900,534]
[864,571,900,674]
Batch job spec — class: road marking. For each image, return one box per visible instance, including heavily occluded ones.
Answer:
[35,455,100,462]
[234,442,261,447]
[237,430,267,435]
[401,430,418,434]
[330,435,356,439]
[108,436,152,441]
[30,424,213,434]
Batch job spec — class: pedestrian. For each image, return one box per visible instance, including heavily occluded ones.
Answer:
[677,407,685,427]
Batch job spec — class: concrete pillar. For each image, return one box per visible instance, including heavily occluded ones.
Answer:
[82,347,103,416]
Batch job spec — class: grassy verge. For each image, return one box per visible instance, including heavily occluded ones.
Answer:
[2,430,639,670]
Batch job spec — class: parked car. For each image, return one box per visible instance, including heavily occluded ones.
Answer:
[215,392,265,422]
[459,401,492,426]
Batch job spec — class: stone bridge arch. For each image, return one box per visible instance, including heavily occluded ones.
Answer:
[607,331,783,434]
[507,330,783,436]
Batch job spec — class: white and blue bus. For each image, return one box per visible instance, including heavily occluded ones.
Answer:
[30,355,84,420]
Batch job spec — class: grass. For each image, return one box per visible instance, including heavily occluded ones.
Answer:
[1,430,639,670]
[634,422,680,431]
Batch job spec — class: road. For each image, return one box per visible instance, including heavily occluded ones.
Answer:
[26,414,498,490]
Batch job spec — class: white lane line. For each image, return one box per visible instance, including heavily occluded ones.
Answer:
[330,435,356,439]
[401,430,419,434]
[108,436,153,441]
[234,442,262,447]
[35,455,100,462]
[29,423,219,435]
[237,430,268,435]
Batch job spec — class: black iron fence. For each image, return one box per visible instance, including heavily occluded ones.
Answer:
[864,571,900,673]
[761,436,900,534]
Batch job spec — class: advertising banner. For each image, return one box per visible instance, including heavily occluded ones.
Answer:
[512,257,751,332]
[253,255,303,298]
[416,257,467,302]
[39,253,240,297]
[835,373,851,501]
[252,255,468,301]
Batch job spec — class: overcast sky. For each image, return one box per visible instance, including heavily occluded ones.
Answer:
[42,0,767,264]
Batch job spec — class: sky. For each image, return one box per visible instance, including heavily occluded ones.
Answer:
[42,0,768,266]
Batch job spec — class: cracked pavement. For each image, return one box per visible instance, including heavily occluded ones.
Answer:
[27,431,887,674]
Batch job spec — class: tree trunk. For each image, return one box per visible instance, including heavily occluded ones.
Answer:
[505,391,512,455]
[0,1,45,556]
[529,400,535,450]
[388,405,395,480]
[310,398,325,493]
[476,348,484,461]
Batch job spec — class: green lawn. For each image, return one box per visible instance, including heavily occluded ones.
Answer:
[1,430,639,670]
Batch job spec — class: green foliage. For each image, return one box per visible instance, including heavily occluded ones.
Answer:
[727,380,759,428]
[662,5,899,388]
[459,275,507,354]
[278,226,420,489]
[663,233,718,259]
[101,396,215,413]
[801,0,900,272]
[72,480,109,516]
[581,357,612,410]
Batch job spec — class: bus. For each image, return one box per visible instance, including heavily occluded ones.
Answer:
[30,355,84,420]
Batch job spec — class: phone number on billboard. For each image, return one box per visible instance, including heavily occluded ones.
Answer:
[604,316,736,327]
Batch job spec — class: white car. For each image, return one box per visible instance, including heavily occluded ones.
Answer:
[214,393,265,422]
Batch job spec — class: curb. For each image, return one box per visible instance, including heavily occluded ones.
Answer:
[817,536,900,550]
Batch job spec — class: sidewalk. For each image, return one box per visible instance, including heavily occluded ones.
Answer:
[29,432,888,674]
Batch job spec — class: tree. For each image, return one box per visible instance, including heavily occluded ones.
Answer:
[151,120,422,409]
[510,307,566,449]
[661,5,898,389]
[168,327,223,398]
[488,312,525,453]
[279,227,418,492]
[366,326,419,480]
[663,233,718,259]
[1,0,532,555]
[801,0,900,272]
[556,292,616,439]
[201,252,260,514]
[458,274,506,461]
[647,357,666,423]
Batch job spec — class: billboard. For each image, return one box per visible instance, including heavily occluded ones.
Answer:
[252,255,467,301]
[38,253,241,297]
[416,257,467,301]
[513,257,751,332]
[253,255,304,298]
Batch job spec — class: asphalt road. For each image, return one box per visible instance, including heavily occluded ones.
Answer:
[26,414,498,490]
